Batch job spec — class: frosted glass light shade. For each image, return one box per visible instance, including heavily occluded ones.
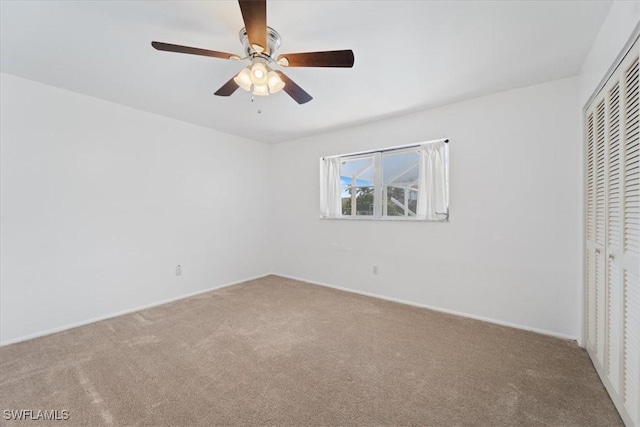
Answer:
[252,84,269,96]
[233,68,252,92]
[250,63,268,85]
[267,71,285,94]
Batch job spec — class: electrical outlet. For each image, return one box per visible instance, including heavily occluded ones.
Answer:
[175,265,182,276]
[372,265,379,275]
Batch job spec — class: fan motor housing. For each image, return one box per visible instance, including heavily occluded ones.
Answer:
[239,26,281,59]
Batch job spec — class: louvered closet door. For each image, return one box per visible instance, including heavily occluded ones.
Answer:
[595,98,607,367]
[586,111,597,349]
[607,78,623,395]
[585,36,639,427]
[621,48,639,426]
[586,98,607,364]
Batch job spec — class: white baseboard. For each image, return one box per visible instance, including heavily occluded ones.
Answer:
[0,273,270,346]
[3,272,577,346]
[274,273,577,342]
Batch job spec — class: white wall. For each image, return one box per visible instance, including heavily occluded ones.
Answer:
[269,77,581,339]
[579,1,639,107]
[0,73,270,344]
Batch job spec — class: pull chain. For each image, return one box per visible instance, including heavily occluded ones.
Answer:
[250,96,262,114]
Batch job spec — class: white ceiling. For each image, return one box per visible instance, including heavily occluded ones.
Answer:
[1,1,612,143]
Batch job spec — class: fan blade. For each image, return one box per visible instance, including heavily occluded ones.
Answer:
[277,50,355,68]
[275,71,313,104]
[214,76,240,97]
[152,41,237,60]
[238,0,267,53]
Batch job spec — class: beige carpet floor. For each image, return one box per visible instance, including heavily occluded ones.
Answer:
[0,275,622,426]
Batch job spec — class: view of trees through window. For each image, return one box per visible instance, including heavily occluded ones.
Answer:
[340,149,420,217]
[384,186,418,216]
[342,186,374,215]
[342,186,418,216]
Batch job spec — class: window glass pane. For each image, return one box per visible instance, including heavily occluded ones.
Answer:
[340,156,374,216]
[341,186,375,216]
[384,186,418,216]
[341,157,374,182]
[382,151,420,217]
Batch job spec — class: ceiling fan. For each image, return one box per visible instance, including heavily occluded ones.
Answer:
[151,0,355,105]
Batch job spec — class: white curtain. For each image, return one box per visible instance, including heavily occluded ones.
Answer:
[417,141,448,220]
[319,157,342,218]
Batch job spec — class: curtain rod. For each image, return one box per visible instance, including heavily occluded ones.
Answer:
[322,137,449,160]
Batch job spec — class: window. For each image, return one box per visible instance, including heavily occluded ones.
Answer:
[320,139,449,221]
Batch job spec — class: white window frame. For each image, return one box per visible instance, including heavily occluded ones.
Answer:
[319,138,450,222]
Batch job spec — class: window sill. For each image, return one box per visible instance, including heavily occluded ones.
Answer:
[319,216,448,222]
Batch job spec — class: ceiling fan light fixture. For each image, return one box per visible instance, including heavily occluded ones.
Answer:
[267,71,285,94]
[250,62,268,85]
[233,68,253,91]
[253,84,269,96]
[153,0,356,105]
